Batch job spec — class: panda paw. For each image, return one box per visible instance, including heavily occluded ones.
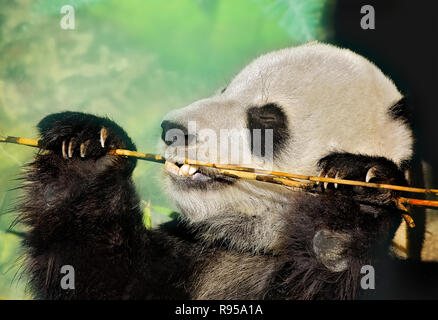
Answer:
[317,152,407,206]
[37,111,137,173]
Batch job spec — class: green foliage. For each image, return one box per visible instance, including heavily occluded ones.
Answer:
[151,205,179,218]
[142,202,179,229]
[33,0,105,15]
[0,0,329,299]
[143,201,152,230]
[256,0,330,42]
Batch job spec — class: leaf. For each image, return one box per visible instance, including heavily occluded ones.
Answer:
[5,230,25,238]
[151,205,178,218]
[141,201,179,229]
[255,0,328,43]
[142,201,152,230]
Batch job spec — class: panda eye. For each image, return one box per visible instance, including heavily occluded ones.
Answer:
[247,103,288,128]
[246,103,290,158]
[258,115,277,122]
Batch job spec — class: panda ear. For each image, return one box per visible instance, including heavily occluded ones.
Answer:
[312,229,350,273]
[388,97,411,124]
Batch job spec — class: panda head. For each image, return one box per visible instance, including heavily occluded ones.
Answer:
[159,43,413,253]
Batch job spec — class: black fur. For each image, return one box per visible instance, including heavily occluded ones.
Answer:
[388,97,412,126]
[267,192,438,299]
[246,103,290,158]
[19,112,438,299]
[160,121,195,147]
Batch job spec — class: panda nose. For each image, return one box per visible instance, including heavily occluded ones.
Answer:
[161,121,195,146]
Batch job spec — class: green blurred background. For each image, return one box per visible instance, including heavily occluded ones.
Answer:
[0,0,331,299]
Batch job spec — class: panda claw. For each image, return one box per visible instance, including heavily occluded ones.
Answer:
[316,169,324,185]
[334,172,339,189]
[68,138,77,158]
[80,140,90,158]
[366,167,378,183]
[62,140,68,159]
[100,127,108,148]
[324,174,329,189]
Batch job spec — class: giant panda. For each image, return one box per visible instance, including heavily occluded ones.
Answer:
[20,43,438,299]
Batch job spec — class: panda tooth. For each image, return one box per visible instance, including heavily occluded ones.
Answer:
[179,164,191,176]
[189,165,198,175]
[165,161,179,175]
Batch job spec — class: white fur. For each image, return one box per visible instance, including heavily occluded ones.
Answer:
[160,43,413,252]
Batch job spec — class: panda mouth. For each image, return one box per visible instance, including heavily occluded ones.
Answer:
[165,160,212,181]
[164,160,236,187]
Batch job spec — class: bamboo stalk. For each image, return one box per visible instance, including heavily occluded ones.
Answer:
[2,135,438,215]
[0,136,40,147]
[108,150,438,197]
[98,150,438,197]
[398,197,438,209]
[214,168,311,189]
[183,158,438,195]
[108,149,165,164]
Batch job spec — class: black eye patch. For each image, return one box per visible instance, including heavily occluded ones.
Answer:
[246,103,290,158]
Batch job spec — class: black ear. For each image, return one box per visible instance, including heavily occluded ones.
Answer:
[388,97,411,124]
[246,103,290,158]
